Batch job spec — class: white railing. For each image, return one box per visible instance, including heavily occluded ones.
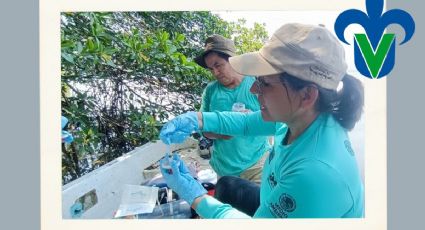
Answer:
[62,141,167,219]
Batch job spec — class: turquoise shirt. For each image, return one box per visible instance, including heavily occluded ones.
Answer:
[195,111,364,218]
[200,76,269,176]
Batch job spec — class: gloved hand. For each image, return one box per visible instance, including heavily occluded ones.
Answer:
[61,116,68,129]
[159,112,199,144]
[160,153,207,205]
[61,116,74,143]
[62,130,74,143]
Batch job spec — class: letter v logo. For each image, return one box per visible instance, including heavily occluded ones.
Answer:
[355,33,395,78]
[335,0,415,79]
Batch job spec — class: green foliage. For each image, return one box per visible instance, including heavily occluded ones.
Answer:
[230,19,269,54]
[61,11,268,184]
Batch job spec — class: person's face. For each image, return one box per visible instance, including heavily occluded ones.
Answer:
[250,74,301,122]
[204,52,237,86]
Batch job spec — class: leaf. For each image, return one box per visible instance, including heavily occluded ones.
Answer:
[61,53,74,63]
[77,42,83,53]
[106,60,117,67]
[87,38,95,51]
[100,53,111,61]
[138,52,149,62]
[175,33,185,43]
[61,40,74,48]
[154,53,166,59]
[168,44,177,54]
[178,54,187,63]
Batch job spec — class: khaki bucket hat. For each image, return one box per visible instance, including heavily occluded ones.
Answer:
[195,34,237,68]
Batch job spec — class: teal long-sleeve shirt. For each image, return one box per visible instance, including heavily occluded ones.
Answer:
[200,76,269,176]
[195,111,364,218]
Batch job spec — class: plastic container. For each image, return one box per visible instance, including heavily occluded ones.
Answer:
[136,200,192,219]
[232,102,246,112]
[197,169,217,184]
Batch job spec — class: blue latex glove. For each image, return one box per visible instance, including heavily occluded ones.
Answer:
[159,112,199,144]
[160,153,207,205]
[62,130,74,143]
[61,116,74,143]
[61,116,68,129]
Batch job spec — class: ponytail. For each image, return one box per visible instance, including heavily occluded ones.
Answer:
[281,73,364,131]
[316,74,364,130]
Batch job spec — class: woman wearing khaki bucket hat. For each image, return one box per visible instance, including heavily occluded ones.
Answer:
[158,23,364,218]
[194,34,271,185]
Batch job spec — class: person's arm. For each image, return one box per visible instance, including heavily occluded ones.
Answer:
[199,110,276,136]
[192,194,252,218]
[159,152,251,219]
[190,159,354,219]
[159,111,275,145]
[199,85,210,113]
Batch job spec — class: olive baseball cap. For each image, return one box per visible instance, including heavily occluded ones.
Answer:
[229,23,348,90]
[194,34,237,68]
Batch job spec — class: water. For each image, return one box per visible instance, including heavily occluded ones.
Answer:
[162,144,172,169]
[162,144,180,171]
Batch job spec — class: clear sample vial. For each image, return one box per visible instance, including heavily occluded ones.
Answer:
[232,102,245,112]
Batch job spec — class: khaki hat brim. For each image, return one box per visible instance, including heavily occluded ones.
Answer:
[229,52,282,77]
[194,51,210,68]
[195,50,236,69]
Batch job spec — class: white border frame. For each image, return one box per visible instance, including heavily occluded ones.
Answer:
[41,1,386,229]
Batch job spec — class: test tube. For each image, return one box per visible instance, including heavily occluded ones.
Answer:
[162,144,173,169]
[162,145,180,173]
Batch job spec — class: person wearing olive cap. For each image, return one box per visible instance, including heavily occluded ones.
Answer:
[193,34,270,185]
[159,23,364,218]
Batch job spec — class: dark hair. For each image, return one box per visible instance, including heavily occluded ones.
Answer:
[280,72,364,131]
[204,51,230,62]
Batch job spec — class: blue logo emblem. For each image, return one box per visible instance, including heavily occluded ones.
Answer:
[335,0,415,79]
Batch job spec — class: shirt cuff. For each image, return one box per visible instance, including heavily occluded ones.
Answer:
[201,112,219,132]
[195,195,225,218]
[194,195,251,219]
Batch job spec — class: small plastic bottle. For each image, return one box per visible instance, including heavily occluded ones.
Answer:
[136,200,192,219]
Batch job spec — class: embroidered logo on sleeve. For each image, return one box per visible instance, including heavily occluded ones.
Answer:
[279,193,296,212]
[344,140,355,156]
[270,193,297,218]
